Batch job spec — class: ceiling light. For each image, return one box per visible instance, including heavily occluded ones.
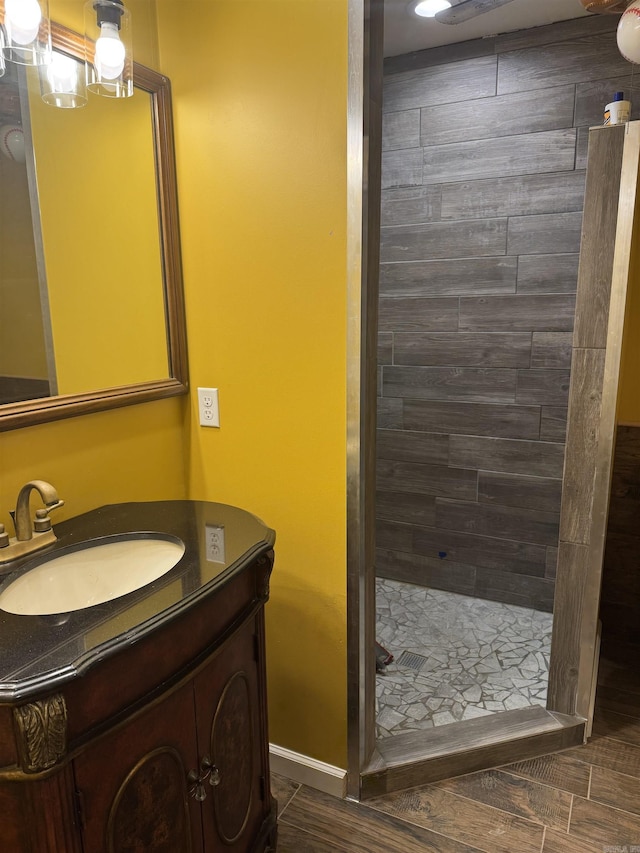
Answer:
[414,0,452,17]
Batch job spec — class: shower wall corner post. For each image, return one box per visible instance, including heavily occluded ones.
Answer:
[548,121,640,722]
[346,0,384,799]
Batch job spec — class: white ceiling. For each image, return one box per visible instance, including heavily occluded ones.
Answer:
[384,0,593,57]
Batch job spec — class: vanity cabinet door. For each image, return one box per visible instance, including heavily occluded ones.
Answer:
[193,616,271,852]
[72,682,203,853]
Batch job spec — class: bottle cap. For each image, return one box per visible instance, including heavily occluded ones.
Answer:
[614,91,625,101]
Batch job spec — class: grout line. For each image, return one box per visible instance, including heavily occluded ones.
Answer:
[567,792,575,834]
[273,781,302,820]
[540,824,547,853]
[586,765,592,800]
[572,83,578,142]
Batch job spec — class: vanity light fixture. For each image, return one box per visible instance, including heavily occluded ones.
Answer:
[0,0,133,110]
[0,0,52,66]
[41,50,88,109]
[413,0,452,17]
[84,0,133,99]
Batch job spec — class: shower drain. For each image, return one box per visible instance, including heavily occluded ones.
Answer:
[397,650,429,672]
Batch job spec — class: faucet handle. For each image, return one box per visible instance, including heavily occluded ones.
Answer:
[0,525,8,548]
[33,501,64,533]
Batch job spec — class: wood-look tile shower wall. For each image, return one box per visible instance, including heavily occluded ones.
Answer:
[376,15,634,611]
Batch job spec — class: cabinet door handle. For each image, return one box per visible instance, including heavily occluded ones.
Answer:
[187,758,221,801]
[187,769,208,801]
[200,756,221,786]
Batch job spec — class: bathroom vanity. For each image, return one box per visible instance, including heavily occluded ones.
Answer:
[0,500,276,852]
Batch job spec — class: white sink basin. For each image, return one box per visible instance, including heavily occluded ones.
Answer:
[0,535,185,616]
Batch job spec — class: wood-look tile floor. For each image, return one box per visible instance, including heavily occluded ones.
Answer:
[274,652,640,852]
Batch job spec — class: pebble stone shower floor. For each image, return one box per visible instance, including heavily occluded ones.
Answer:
[376,578,552,739]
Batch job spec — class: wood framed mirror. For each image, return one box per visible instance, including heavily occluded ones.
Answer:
[0,21,187,432]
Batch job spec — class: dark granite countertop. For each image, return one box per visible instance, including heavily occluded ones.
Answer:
[0,500,275,703]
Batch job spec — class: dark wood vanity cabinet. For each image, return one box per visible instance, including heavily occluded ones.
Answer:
[74,677,200,851]
[194,621,270,852]
[0,503,277,853]
[73,620,270,853]
[74,615,273,853]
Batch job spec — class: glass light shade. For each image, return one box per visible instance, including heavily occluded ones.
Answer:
[41,50,87,109]
[1,0,52,66]
[414,0,451,17]
[84,0,133,98]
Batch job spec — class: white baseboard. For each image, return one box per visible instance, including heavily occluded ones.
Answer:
[269,743,347,799]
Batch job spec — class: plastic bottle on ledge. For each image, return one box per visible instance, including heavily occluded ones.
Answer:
[604,91,631,126]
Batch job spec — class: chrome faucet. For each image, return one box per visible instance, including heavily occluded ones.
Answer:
[0,480,64,566]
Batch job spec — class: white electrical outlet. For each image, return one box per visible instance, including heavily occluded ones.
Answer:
[205,524,226,563]
[197,387,220,428]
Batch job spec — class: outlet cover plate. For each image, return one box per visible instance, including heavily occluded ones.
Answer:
[198,387,220,428]
[205,524,225,563]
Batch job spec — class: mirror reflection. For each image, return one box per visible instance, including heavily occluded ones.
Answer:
[26,56,170,396]
[0,61,52,405]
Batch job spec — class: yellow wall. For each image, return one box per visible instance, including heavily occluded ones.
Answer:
[0,399,186,526]
[156,0,349,767]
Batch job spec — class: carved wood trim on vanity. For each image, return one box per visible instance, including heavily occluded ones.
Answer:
[13,694,67,773]
[256,551,274,602]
